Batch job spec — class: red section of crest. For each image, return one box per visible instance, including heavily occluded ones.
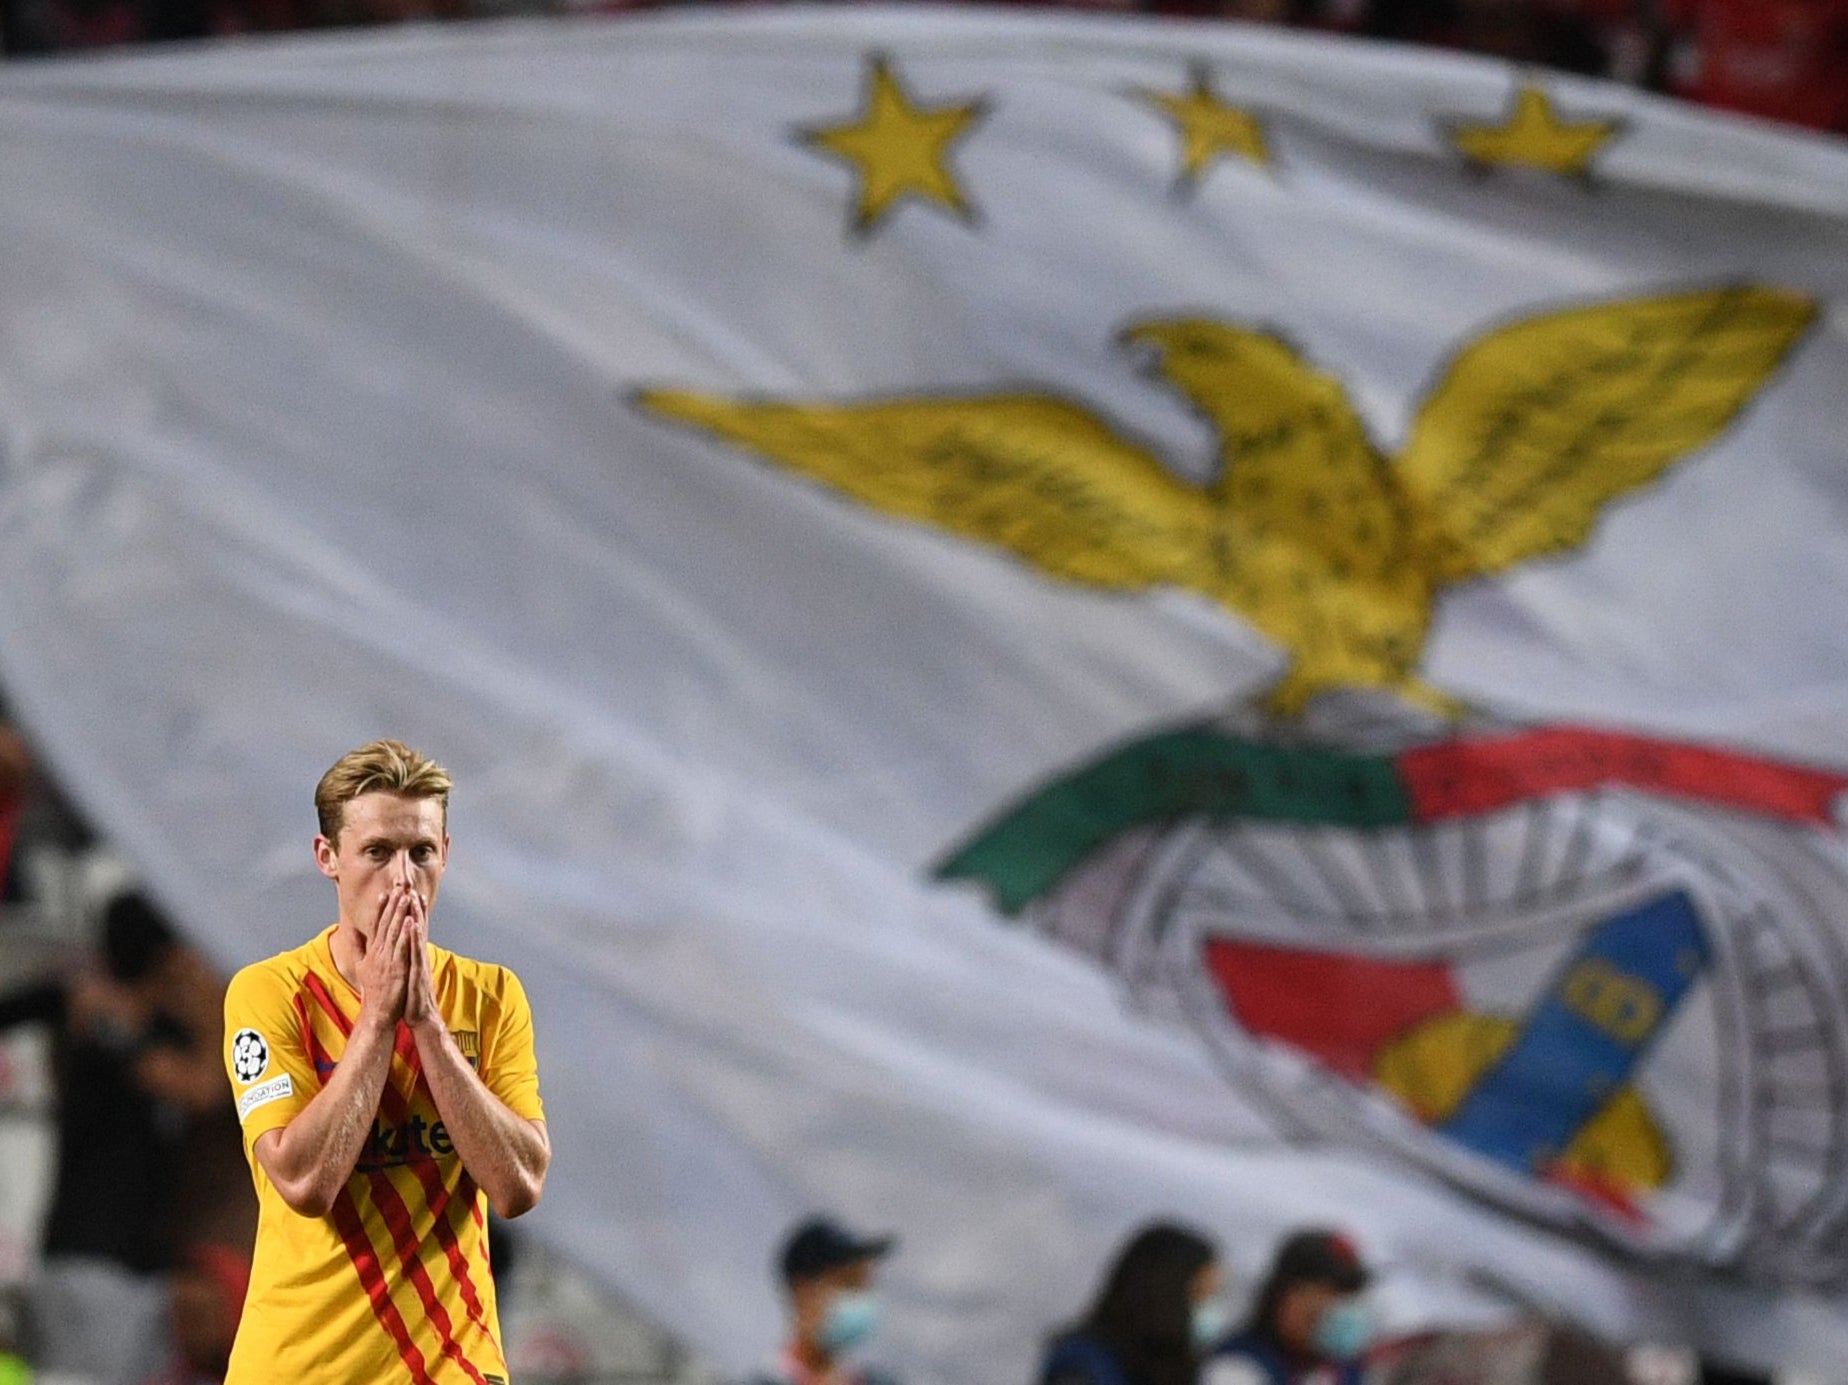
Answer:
[1202,939,1460,1082]
[1543,1164,1647,1225]
[1400,726,1848,826]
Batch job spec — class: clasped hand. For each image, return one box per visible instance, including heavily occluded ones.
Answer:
[355,882,439,1031]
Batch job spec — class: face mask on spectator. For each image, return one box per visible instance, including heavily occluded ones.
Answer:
[820,1290,881,1352]
[1311,1298,1375,1361]
[1191,1299,1232,1351]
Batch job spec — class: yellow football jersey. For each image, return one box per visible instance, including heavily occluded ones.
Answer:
[222,925,544,1384]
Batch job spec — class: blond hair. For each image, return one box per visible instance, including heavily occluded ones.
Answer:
[314,739,452,844]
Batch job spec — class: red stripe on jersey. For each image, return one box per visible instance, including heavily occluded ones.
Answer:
[394,1154,493,1341]
[304,973,417,1120]
[293,994,337,1082]
[331,1187,436,1385]
[442,1172,492,1335]
[292,993,314,1069]
[468,1193,492,1275]
[304,966,493,1339]
[366,1170,489,1385]
[303,971,427,1081]
[303,971,355,1037]
[395,1019,424,1083]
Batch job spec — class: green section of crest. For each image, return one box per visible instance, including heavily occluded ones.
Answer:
[935,726,1410,915]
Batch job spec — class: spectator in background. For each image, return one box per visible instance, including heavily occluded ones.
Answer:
[139,1243,251,1385]
[750,1216,900,1385]
[0,891,249,1385]
[1038,1221,1225,1385]
[0,717,32,901]
[1664,0,1848,135]
[1205,1229,1374,1385]
[120,893,259,1260]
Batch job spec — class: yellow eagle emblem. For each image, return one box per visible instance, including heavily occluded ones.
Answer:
[640,287,1814,715]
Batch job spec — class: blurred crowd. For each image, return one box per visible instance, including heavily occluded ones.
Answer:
[0,703,253,1385]
[749,1213,1742,1385]
[0,0,1845,138]
[0,713,1803,1384]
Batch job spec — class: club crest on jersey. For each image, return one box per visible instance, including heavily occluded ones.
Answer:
[231,1028,270,1084]
[937,702,1848,1285]
[451,1030,480,1069]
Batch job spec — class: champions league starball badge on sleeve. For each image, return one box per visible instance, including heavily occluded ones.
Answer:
[937,697,1848,1285]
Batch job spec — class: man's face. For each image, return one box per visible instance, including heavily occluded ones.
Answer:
[1276,1280,1342,1355]
[314,791,449,937]
[791,1258,875,1341]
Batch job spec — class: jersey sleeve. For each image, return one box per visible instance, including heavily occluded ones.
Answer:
[481,966,544,1123]
[223,962,316,1154]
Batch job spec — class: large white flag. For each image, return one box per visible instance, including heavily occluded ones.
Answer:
[2,10,1847,1379]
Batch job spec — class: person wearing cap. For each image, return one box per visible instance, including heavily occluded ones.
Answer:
[748,1216,900,1385]
[1204,1230,1375,1385]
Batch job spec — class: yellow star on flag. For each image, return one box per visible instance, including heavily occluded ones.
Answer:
[1447,83,1624,177]
[802,56,989,234]
[1139,66,1269,188]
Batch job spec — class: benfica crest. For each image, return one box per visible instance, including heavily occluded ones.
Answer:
[936,700,1848,1284]
[640,282,1834,1280]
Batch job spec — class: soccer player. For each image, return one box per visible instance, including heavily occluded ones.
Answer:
[221,739,549,1383]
